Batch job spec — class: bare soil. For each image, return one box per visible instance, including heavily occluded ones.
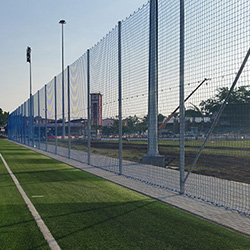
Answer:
[58,140,250,184]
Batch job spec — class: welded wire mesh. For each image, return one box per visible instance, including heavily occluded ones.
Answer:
[33,92,39,148]
[183,0,250,215]
[39,86,46,151]
[8,0,250,216]
[69,55,89,164]
[89,25,119,173]
[157,0,181,192]
[46,79,56,153]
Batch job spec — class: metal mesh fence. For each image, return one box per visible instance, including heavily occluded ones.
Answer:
[69,55,89,164]
[8,0,250,216]
[183,0,250,214]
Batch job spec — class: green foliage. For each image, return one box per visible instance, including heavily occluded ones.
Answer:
[0,108,8,126]
[102,114,165,136]
[186,103,203,118]
[200,86,250,116]
[187,86,250,131]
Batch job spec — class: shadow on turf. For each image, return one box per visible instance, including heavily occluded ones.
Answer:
[4,158,60,165]
[1,152,37,156]
[38,199,157,241]
[0,214,35,229]
[1,168,105,184]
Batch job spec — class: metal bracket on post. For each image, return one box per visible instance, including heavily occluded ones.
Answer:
[45,85,48,151]
[87,49,91,165]
[67,66,71,159]
[118,21,123,175]
[54,76,58,154]
[142,0,165,167]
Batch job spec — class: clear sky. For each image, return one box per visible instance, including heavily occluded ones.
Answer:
[0,0,147,113]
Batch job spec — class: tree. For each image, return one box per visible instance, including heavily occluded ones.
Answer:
[186,103,204,119]
[103,113,166,136]
[0,108,9,126]
[199,86,250,131]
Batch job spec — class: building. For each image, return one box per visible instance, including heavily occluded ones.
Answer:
[102,118,115,127]
[91,93,102,127]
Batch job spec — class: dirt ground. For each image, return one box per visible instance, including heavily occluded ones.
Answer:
[58,140,250,184]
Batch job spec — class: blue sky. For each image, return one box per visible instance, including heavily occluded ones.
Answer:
[0,0,147,112]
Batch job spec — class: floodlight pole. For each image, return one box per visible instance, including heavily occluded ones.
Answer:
[59,19,66,140]
[27,46,33,147]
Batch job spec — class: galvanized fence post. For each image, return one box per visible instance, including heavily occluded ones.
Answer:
[24,102,26,145]
[148,0,158,157]
[28,99,31,146]
[142,0,165,167]
[16,108,18,142]
[23,105,25,144]
[62,67,65,140]
[22,103,25,144]
[32,95,35,147]
[118,21,123,175]
[67,66,71,159]
[20,107,22,143]
[38,90,41,149]
[87,49,91,165]
[19,107,21,143]
[17,108,19,142]
[45,85,48,151]
[54,76,58,154]
[179,0,185,194]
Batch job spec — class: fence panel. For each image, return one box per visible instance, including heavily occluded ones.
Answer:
[8,0,250,216]
[69,55,89,164]
[88,26,119,173]
[183,0,250,214]
[46,79,56,153]
[33,91,39,148]
[38,87,46,151]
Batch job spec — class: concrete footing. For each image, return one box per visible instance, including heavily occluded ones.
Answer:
[142,155,165,167]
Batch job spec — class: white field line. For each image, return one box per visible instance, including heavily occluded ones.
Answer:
[0,153,61,250]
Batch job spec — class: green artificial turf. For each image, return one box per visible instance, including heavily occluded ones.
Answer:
[0,146,50,249]
[1,139,250,249]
